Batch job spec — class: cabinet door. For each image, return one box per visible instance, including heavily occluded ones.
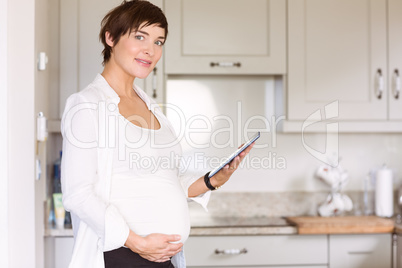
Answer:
[189,266,327,268]
[185,235,327,267]
[388,0,402,120]
[329,234,391,268]
[397,235,402,268]
[55,237,74,268]
[288,0,387,121]
[164,0,286,75]
[45,237,74,268]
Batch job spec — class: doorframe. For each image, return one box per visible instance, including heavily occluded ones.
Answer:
[0,0,9,266]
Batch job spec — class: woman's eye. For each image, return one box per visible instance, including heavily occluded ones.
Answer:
[155,40,164,46]
[135,35,144,41]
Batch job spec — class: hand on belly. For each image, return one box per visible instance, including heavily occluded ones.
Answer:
[125,231,183,263]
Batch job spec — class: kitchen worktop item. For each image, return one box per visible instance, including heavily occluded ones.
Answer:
[285,216,394,234]
[375,165,394,217]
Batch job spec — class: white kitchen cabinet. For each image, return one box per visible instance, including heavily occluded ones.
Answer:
[287,0,388,122]
[188,266,327,268]
[388,0,402,120]
[287,0,402,132]
[164,0,286,75]
[45,237,74,268]
[184,235,328,267]
[396,234,402,268]
[58,0,165,119]
[329,234,392,268]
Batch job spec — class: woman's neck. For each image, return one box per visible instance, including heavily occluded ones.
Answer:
[101,63,136,98]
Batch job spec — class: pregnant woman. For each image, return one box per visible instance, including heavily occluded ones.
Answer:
[61,1,253,267]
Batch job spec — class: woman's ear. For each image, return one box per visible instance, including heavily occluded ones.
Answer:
[105,31,114,47]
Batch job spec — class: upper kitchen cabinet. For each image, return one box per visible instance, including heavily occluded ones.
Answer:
[286,0,402,132]
[287,0,388,122]
[164,0,286,75]
[388,0,402,120]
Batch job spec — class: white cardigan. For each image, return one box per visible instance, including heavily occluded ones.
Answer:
[61,74,210,267]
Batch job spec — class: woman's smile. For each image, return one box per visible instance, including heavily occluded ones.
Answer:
[135,58,152,67]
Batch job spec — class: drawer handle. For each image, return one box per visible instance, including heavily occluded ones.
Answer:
[348,251,373,255]
[210,62,241,68]
[214,248,248,255]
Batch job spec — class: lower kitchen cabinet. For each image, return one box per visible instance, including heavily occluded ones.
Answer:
[329,234,392,268]
[397,234,402,268]
[188,267,327,268]
[44,233,393,267]
[184,235,328,267]
[45,237,74,268]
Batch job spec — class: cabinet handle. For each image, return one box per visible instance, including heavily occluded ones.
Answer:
[375,69,384,99]
[215,248,248,255]
[393,69,401,100]
[347,251,373,255]
[152,67,157,99]
[210,62,241,68]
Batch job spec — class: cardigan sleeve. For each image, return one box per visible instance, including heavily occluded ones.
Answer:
[178,171,211,211]
[61,93,129,251]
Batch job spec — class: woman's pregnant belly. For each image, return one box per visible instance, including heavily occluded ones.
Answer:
[110,174,190,243]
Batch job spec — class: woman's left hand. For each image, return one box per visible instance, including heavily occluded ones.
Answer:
[209,142,255,189]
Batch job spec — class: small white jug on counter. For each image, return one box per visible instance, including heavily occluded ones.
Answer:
[375,165,394,218]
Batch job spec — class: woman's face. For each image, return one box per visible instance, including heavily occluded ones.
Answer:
[107,23,165,79]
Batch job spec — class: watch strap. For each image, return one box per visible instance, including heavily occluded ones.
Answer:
[204,172,218,191]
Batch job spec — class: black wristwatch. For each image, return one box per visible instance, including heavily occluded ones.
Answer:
[204,172,219,191]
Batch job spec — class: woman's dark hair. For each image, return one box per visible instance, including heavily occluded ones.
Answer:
[99,0,168,65]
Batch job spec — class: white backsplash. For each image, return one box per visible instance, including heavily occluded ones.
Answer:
[166,76,402,193]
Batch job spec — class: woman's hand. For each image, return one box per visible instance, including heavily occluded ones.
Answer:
[209,142,255,189]
[187,142,255,197]
[125,230,183,262]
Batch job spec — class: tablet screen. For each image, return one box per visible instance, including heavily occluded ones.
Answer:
[208,132,260,178]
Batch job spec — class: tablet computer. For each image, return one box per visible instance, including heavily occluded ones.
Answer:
[208,132,260,178]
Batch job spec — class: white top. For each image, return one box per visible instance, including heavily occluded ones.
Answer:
[110,95,190,243]
[61,74,210,267]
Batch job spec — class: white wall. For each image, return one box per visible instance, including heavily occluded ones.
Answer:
[7,0,37,266]
[166,76,402,193]
[35,0,51,266]
[0,0,9,266]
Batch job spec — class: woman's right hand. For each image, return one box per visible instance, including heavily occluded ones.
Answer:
[125,230,183,262]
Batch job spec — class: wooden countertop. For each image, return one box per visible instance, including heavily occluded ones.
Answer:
[285,216,395,234]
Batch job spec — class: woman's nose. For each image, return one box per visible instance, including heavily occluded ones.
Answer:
[143,42,154,56]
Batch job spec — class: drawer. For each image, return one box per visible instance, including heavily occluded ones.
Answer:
[188,266,328,268]
[329,234,392,268]
[185,235,328,267]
